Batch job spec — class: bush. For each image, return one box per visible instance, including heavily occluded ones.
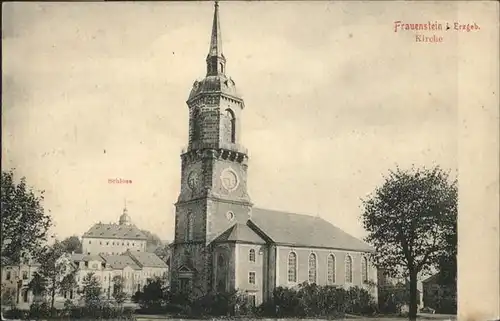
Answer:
[378,283,417,314]
[425,284,457,314]
[261,282,376,318]
[29,302,51,319]
[4,308,27,320]
[190,289,252,317]
[134,283,376,318]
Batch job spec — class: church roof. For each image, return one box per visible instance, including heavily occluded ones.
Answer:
[100,254,141,270]
[188,76,241,101]
[249,208,374,252]
[82,223,147,240]
[127,251,168,268]
[213,223,267,244]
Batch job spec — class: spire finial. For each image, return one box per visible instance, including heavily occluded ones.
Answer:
[208,0,223,58]
[120,199,131,225]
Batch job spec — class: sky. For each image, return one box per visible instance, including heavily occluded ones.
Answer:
[2,1,458,242]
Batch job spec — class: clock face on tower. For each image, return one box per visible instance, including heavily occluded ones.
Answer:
[220,168,239,191]
[187,170,200,190]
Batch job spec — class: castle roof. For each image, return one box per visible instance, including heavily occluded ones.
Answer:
[246,208,374,252]
[100,254,141,270]
[70,254,104,262]
[127,251,168,268]
[82,223,147,240]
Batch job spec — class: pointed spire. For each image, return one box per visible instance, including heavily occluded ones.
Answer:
[206,0,226,76]
[208,0,223,58]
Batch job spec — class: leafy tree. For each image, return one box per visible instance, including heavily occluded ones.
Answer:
[1,287,17,308]
[141,230,163,253]
[153,243,172,264]
[62,299,75,317]
[112,275,127,306]
[59,270,78,300]
[27,272,48,303]
[361,166,457,321]
[80,272,102,309]
[61,236,82,254]
[435,219,457,314]
[1,170,52,265]
[36,242,78,310]
[140,277,165,309]
[135,275,169,311]
[437,215,457,285]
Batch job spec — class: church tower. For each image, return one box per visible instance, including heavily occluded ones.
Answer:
[170,1,252,296]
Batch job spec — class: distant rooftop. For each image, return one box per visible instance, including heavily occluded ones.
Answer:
[127,251,168,268]
[100,254,141,270]
[82,223,147,240]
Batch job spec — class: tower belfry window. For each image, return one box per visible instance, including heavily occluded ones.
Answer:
[225,109,236,144]
[220,63,224,74]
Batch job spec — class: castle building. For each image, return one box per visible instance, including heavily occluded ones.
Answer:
[169,1,377,306]
[1,251,168,309]
[81,206,148,255]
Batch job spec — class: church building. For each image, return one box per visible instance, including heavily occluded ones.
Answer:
[170,1,377,306]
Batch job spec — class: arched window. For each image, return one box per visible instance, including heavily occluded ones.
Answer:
[308,253,317,283]
[22,289,28,303]
[218,254,225,268]
[327,254,336,284]
[186,212,194,241]
[345,255,353,283]
[287,252,297,282]
[225,109,236,144]
[191,108,201,142]
[220,62,224,74]
[217,279,225,292]
[217,254,226,292]
[249,249,255,262]
[361,256,368,283]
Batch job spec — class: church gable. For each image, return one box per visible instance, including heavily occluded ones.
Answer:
[212,222,267,245]
[249,208,374,252]
[178,265,194,273]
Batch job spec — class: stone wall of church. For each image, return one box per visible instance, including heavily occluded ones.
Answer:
[170,242,211,297]
[175,200,207,242]
[172,197,213,297]
[275,246,377,298]
[210,159,250,202]
[206,199,251,243]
